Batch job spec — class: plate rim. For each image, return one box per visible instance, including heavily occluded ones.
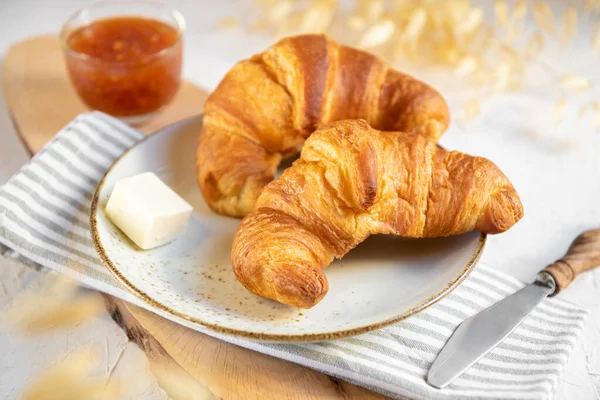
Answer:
[90,117,487,342]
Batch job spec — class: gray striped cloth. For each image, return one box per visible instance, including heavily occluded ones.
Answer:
[0,112,588,400]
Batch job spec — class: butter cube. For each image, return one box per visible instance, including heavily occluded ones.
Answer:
[105,172,193,250]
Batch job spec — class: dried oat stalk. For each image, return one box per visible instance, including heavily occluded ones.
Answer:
[347,15,366,31]
[358,19,395,48]
[22,348,120,400]
[267,1,295,23]
[532,2,555,36]
[594,22,600,56]
[561,7,577,45]
[3,274,104,334]
[403,7,427,39]
[593,101,600,130]
[455,55,478,78]
[553,98,567,125]
[579,102,593,119]
[561,74,591,92]
[464,98,481,123]
[525,32,544,59]
[513,0,528,20]
[585,0,600,13]
[493,63,513,92]
[456,7,484,36]
[233,0,596,127]
[494,0,509,26]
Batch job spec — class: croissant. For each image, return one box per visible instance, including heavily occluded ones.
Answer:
[196,34,450,217]
[232,120,524,308]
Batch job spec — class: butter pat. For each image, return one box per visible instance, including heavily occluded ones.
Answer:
[105,172,193,250]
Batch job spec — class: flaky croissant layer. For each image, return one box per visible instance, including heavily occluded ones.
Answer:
[232,120,524,308]
[197,34,450,217]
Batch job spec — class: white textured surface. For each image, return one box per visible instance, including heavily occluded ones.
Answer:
[0,0,598,398]
[0,255,169,399]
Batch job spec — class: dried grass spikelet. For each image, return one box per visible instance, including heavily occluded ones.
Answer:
[561,7,577,45]
[217,17,240,30]
[355,0,385,23]
[347,15,366,31]
[561,74,591,92]
[245,0,576,104]
[297,0,336,34]
[493,62,512,92]
[533,2,555,36]
[433,37,462,65]
[593,22,600,56]
[494,0,508,26]
[398,9,427,62]
[512,0,528,20]
[424,4,443,31]
[499,43,523,74]
[446,0,471,26]
[3,274,104,334]
[455,7,484,36]
[593,100,600,130]
[508,76,523,91]
[506,19,526,43]
[464,98,481,123]
[473,67,493,85]
[553,98,567,125]
[504,0,527,42]
[422,6,461,64]
[22,347,120,400]
[525,32,545,59]
[476,24,498,52]
[403,7,427,40]
[585,0,600,12]
[390,0,412,14]
[358,19,395,48]
[578,102,593,119]
[20,295,103,333]
[575,100,600,130]
[578,100,600,130]
[455,55,479,78]
[266,0,295,23]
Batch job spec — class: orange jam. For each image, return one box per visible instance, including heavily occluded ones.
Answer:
[64,17,182,118]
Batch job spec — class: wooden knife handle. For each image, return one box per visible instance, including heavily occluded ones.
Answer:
[544,229,600,296]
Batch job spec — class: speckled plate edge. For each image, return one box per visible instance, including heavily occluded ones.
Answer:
[90,117,487,342]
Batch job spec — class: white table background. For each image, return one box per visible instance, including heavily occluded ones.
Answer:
[0,0,599,398]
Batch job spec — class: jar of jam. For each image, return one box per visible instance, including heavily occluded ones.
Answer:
[60,1,185,124]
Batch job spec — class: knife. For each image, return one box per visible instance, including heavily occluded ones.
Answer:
[427,229,600,389]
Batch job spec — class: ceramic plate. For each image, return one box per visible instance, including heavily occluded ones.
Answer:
[91,116,486,342]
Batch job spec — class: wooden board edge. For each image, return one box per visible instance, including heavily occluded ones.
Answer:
[103,295,222,399]
[103,295,389,400]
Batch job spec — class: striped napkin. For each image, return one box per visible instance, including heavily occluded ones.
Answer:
[0,112,588,400]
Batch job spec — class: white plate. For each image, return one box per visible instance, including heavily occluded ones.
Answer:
[91,116,485,342]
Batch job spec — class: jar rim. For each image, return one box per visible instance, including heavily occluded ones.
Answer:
[59,0,186,64]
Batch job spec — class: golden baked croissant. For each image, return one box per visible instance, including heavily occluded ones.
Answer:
[196,34,450,217]
[232,120,524,308]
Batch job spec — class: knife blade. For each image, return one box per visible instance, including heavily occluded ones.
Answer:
[427,229,600,389]
[427,273,554,388]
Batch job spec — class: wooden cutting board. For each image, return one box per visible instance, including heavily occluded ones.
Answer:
[2,35,388,400]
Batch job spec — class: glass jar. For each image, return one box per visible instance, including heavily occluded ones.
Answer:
[60,1,185,124]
